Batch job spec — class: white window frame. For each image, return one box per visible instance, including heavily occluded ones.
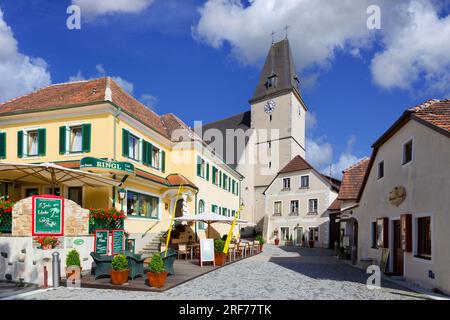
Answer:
[280,226,290,241]
[402,137,414,166]
[22,126,43,159]
[282,178,291,190]
[125,187,162,221]
[290,200,299,214]
[273,201,282,215]
[300,175,310,188]
[63,121,88,156]
[308,198,318,213]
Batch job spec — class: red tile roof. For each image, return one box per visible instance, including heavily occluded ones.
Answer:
[409,99,450,133]
[327,198,342,211]
[337,158,370,201]
[166,174,197,189]
[0,77,184,140]
[279,155,313,174]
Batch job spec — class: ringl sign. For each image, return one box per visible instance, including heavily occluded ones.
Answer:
[80,157,135,175]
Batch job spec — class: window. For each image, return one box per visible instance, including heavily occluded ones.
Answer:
[197,156,209,180]
[376,218,388,248]
[69,126,82,153]
[417,216,431,259]
[25,188,39,197]
[377,161,384,179]
[68,187,82,206]
[127,134,140,161]
[300,175,309,188]
[308,199,318,214]
[60,124,90,154]
[371,221,377,248]
[280,227,289,241]
[152,146,160,168]
[309,227,319,242]
[402,139,413,165]
[212,167,219,185]
[222,207,227,216]
[290,200,299,215]
[44,187,60,196]
[27,130,39,156]
[274,201,282,215]
[211,204,218,214]
[197,200,206,230]
[18,129,45,158]
[223,173,228,189]
[127,191,159,219]
[0,132,6,160]
[265,74,278,89]
[283,178,291,190]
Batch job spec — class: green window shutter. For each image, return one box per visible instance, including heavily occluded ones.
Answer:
[196,156,202,177]
[81,124,91,153]
[0,132,6,159]
[59,126,66,154]
[228,177,231,192]
[17,131,23,158]
[122,129,129,157]
[212,167,216,184]
[161,150,166,173]
[219,171,222,186]
[142,141,148,165]
[232,180,235,194]
[206,162,210,181]
[37,128,46,156]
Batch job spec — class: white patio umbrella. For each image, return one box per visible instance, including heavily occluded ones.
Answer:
[0,161,121,190]
[173,212,248,238]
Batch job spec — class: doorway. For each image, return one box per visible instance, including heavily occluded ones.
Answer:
[393,220,404,275]
[295,227,303,245]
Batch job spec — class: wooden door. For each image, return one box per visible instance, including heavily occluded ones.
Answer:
[393,220,404,275]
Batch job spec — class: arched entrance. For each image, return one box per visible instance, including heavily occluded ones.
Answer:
[175,199,184,218]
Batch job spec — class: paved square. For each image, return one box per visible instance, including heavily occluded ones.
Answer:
[14,245,427,300]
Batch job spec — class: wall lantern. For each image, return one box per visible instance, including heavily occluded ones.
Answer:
[118,188,126,201]
[165,203,169,210]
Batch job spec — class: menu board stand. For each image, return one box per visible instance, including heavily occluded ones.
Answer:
[199,239,215,267]
[32,195,64,236]
[94,230,110,256]
[112,230,125,255]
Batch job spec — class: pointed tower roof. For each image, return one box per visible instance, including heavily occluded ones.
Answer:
[250,39,300,104]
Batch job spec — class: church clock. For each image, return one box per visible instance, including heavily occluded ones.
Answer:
[264,100,276,114]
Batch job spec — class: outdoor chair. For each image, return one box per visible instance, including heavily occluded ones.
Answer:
[227,243,236,261]
[253,240,260,254]
[177,244,191,260]
[248,242,254,256]
[90,252,113,279]
[125,251,145,280]
[162,248,178,275]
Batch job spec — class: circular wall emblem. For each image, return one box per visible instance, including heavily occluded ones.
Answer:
[73,239,85,246]
[389,186,407,206]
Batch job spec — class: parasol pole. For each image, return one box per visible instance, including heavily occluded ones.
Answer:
[223,205,243,254]
[164,184,183,257]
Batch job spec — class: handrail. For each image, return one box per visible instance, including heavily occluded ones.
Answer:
[141,220,160,238]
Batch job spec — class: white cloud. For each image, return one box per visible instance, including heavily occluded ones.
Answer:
[329,135,362,178]
[306,137,333,169]
[194,0,450,96]
[113,76,134,94]
[140,94,157,108]
[0,8,51,103]
[72,0,154,18]
[371,0,450,94]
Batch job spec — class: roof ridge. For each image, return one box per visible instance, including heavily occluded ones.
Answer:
[342,157,370,173]
[408,99,441,112]
[202,110,250,128]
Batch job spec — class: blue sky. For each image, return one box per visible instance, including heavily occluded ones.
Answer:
[0,0,449,177]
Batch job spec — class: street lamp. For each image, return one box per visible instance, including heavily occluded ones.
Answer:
[118,188,126,211]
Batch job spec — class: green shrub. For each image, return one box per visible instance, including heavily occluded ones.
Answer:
[214,239,225,253]
[66,249,81,267]
[111,254,129,271]
[255,235,265,245]
[149,253,165,273]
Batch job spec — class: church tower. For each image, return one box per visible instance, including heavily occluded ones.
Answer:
[250,38,307,188]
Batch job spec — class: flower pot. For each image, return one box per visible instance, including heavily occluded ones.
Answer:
[42,245,53,250]
[147,272,168,288]
[308,240,315,248]
[214,252,226,266]
[260,244,264,251]
[274,238,280,246]
[111,270,129,285]
[66,266,82,279]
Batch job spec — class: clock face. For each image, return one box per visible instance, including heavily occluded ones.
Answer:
[264,100,276,114]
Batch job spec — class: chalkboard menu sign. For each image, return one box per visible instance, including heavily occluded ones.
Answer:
[200,239,215,267]
[112,230,125,255]
[32,195,64,236]
[94,230,109,255]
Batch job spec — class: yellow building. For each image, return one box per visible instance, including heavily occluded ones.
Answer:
[0,77,243,252]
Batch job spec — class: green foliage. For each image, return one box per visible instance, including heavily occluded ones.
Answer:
[149,253,165,273]
[111,254,129,271]
[66,249,81,267]
[214,239,225,253]
[255,234,265,245]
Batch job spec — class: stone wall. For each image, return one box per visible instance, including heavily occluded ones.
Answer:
[12,197,89,237]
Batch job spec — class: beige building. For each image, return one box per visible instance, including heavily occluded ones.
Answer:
[202,39,308,235]
[263,155,340,247]
[354,99,450,294]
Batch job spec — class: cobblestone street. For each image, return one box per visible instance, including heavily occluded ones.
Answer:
[16,245,427,300]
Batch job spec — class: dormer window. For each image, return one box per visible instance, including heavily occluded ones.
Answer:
[265,74,278,89]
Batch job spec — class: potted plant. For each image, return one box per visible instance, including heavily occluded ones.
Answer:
[65,249,81,278]
[286,234,294,246]
[274,237,280,245]
[255,235,265,251]
[147,253,168,288]
[309,238,315,248]
[34,236,59,250]
[111,254,129,285]
[214,239,226,266]
[301,234,306,247]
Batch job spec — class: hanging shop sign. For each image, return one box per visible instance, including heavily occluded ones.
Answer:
[94,230,110,255]
[80,157,135,175]
[112,229,125,255]
[32,195,64,236]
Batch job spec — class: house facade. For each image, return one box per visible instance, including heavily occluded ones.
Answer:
[354,99,450,294]
[0,77,242,252]
[263,155,340,247]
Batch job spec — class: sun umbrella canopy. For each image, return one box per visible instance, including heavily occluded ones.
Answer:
[0,162,121,187]
[173,212,248,224]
